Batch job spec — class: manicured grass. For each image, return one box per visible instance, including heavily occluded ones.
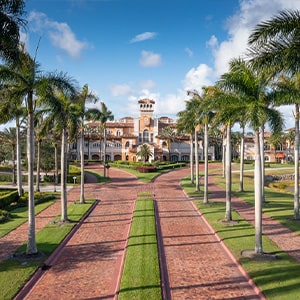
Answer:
[215,171,300,234]
[0,200,55,238]
[193,200,300,300]
[85,169,111,183]
[182,169,300,300]
[0,201,94,300]
[117,167,163,182]
[118,198,161,300]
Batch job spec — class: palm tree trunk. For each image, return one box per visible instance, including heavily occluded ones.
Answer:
[12,147,16,185]
[103,127,107,177]
[239,126,245,192]
[61,128,68,222]
[35,139,41,192]
[26,92,37,255]
[260,126,265,203]
[222,127,226,178]
[195,127,199,192]
[294,104,300,219]
[54,142,58,185]
[16,119,23,196]
[80,126,85,203]
[224,124,232,221]
[254,129,263,254]
[204,123,209,203]
[190,134,194,184]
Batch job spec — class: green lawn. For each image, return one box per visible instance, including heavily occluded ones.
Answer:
[0,201,94,300]
[181,166,300,300]
[0,200,55,238]
[118,196,161,300]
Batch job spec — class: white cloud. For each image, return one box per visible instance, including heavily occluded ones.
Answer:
[139,50,162,67]
[139,80,156,89]
[183,64,214,92]
[211,0,300,77]
[184,47,193,57]
[206,35,218,49]
[156,90,187,117]
[27,11,91,58]
[130,32,157,43]
[110,84,132,96]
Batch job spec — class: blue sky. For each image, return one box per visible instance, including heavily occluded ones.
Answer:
[20,0,300,129]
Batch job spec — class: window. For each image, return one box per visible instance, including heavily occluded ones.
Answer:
[125,141,130,148]
[143,129,149,142]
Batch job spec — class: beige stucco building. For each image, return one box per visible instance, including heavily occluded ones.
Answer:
[70,98,215,163]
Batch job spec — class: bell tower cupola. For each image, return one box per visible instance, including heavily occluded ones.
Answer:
[138,98,155,117]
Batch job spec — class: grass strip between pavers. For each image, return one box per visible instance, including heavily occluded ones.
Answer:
[118,197,162,300]
[0,200,55,238]
[0,200,94,300]
[181,171,300,300]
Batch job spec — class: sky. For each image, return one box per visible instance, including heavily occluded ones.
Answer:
[17,0,300,130]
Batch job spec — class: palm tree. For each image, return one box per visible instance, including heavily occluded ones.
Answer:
[0,47,76,254]
[270,74,300,219]
[0,127,17,184]
[75,84,98,204]
[41,87,78,222]
[137,144,153,162]
[248,9,300,220]
[0,0,26,63]
[0,86,26,196]
[188,88,215,203]
[185,94,203,192]
[217,57,283,253]
[86,102,114,177]
[159,126,178,161]
[284,128,295,163]
[177,107,195,184]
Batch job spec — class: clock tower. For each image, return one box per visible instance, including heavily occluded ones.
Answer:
[138,98,155,127]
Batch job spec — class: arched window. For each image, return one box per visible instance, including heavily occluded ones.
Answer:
[116,130,121,136]
[143,129,149,142]
[125,141,130,148]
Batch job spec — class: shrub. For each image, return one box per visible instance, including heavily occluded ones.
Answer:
[0,209,10,223]
[0,190,19,209]
[136,166,157,173]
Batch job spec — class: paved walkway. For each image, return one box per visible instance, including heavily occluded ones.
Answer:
[0,164,298,299]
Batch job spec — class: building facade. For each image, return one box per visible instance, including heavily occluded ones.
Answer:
[70,98,215,163]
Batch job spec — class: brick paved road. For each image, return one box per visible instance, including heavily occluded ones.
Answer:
[153,168,264,300]
[7,164,287,299]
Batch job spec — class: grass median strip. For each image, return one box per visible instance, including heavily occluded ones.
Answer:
[118,196,162,300]
[0,200,55,238]
[0,200,94,300]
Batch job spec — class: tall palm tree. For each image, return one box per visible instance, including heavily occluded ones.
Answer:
[207,87,240,221]
[248,9,300,219]
[41,87,78,222]
[75,84,98,204]
[86,102,114,177]
[270,74,300,219]
[177,107,195,184]
[188,88,215,203]
[217,57,283,254]
[0,86,26,196]
[185,94,203,192]
[0,127,17,184]
[0,0,26,63]
[0,48,76,254]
